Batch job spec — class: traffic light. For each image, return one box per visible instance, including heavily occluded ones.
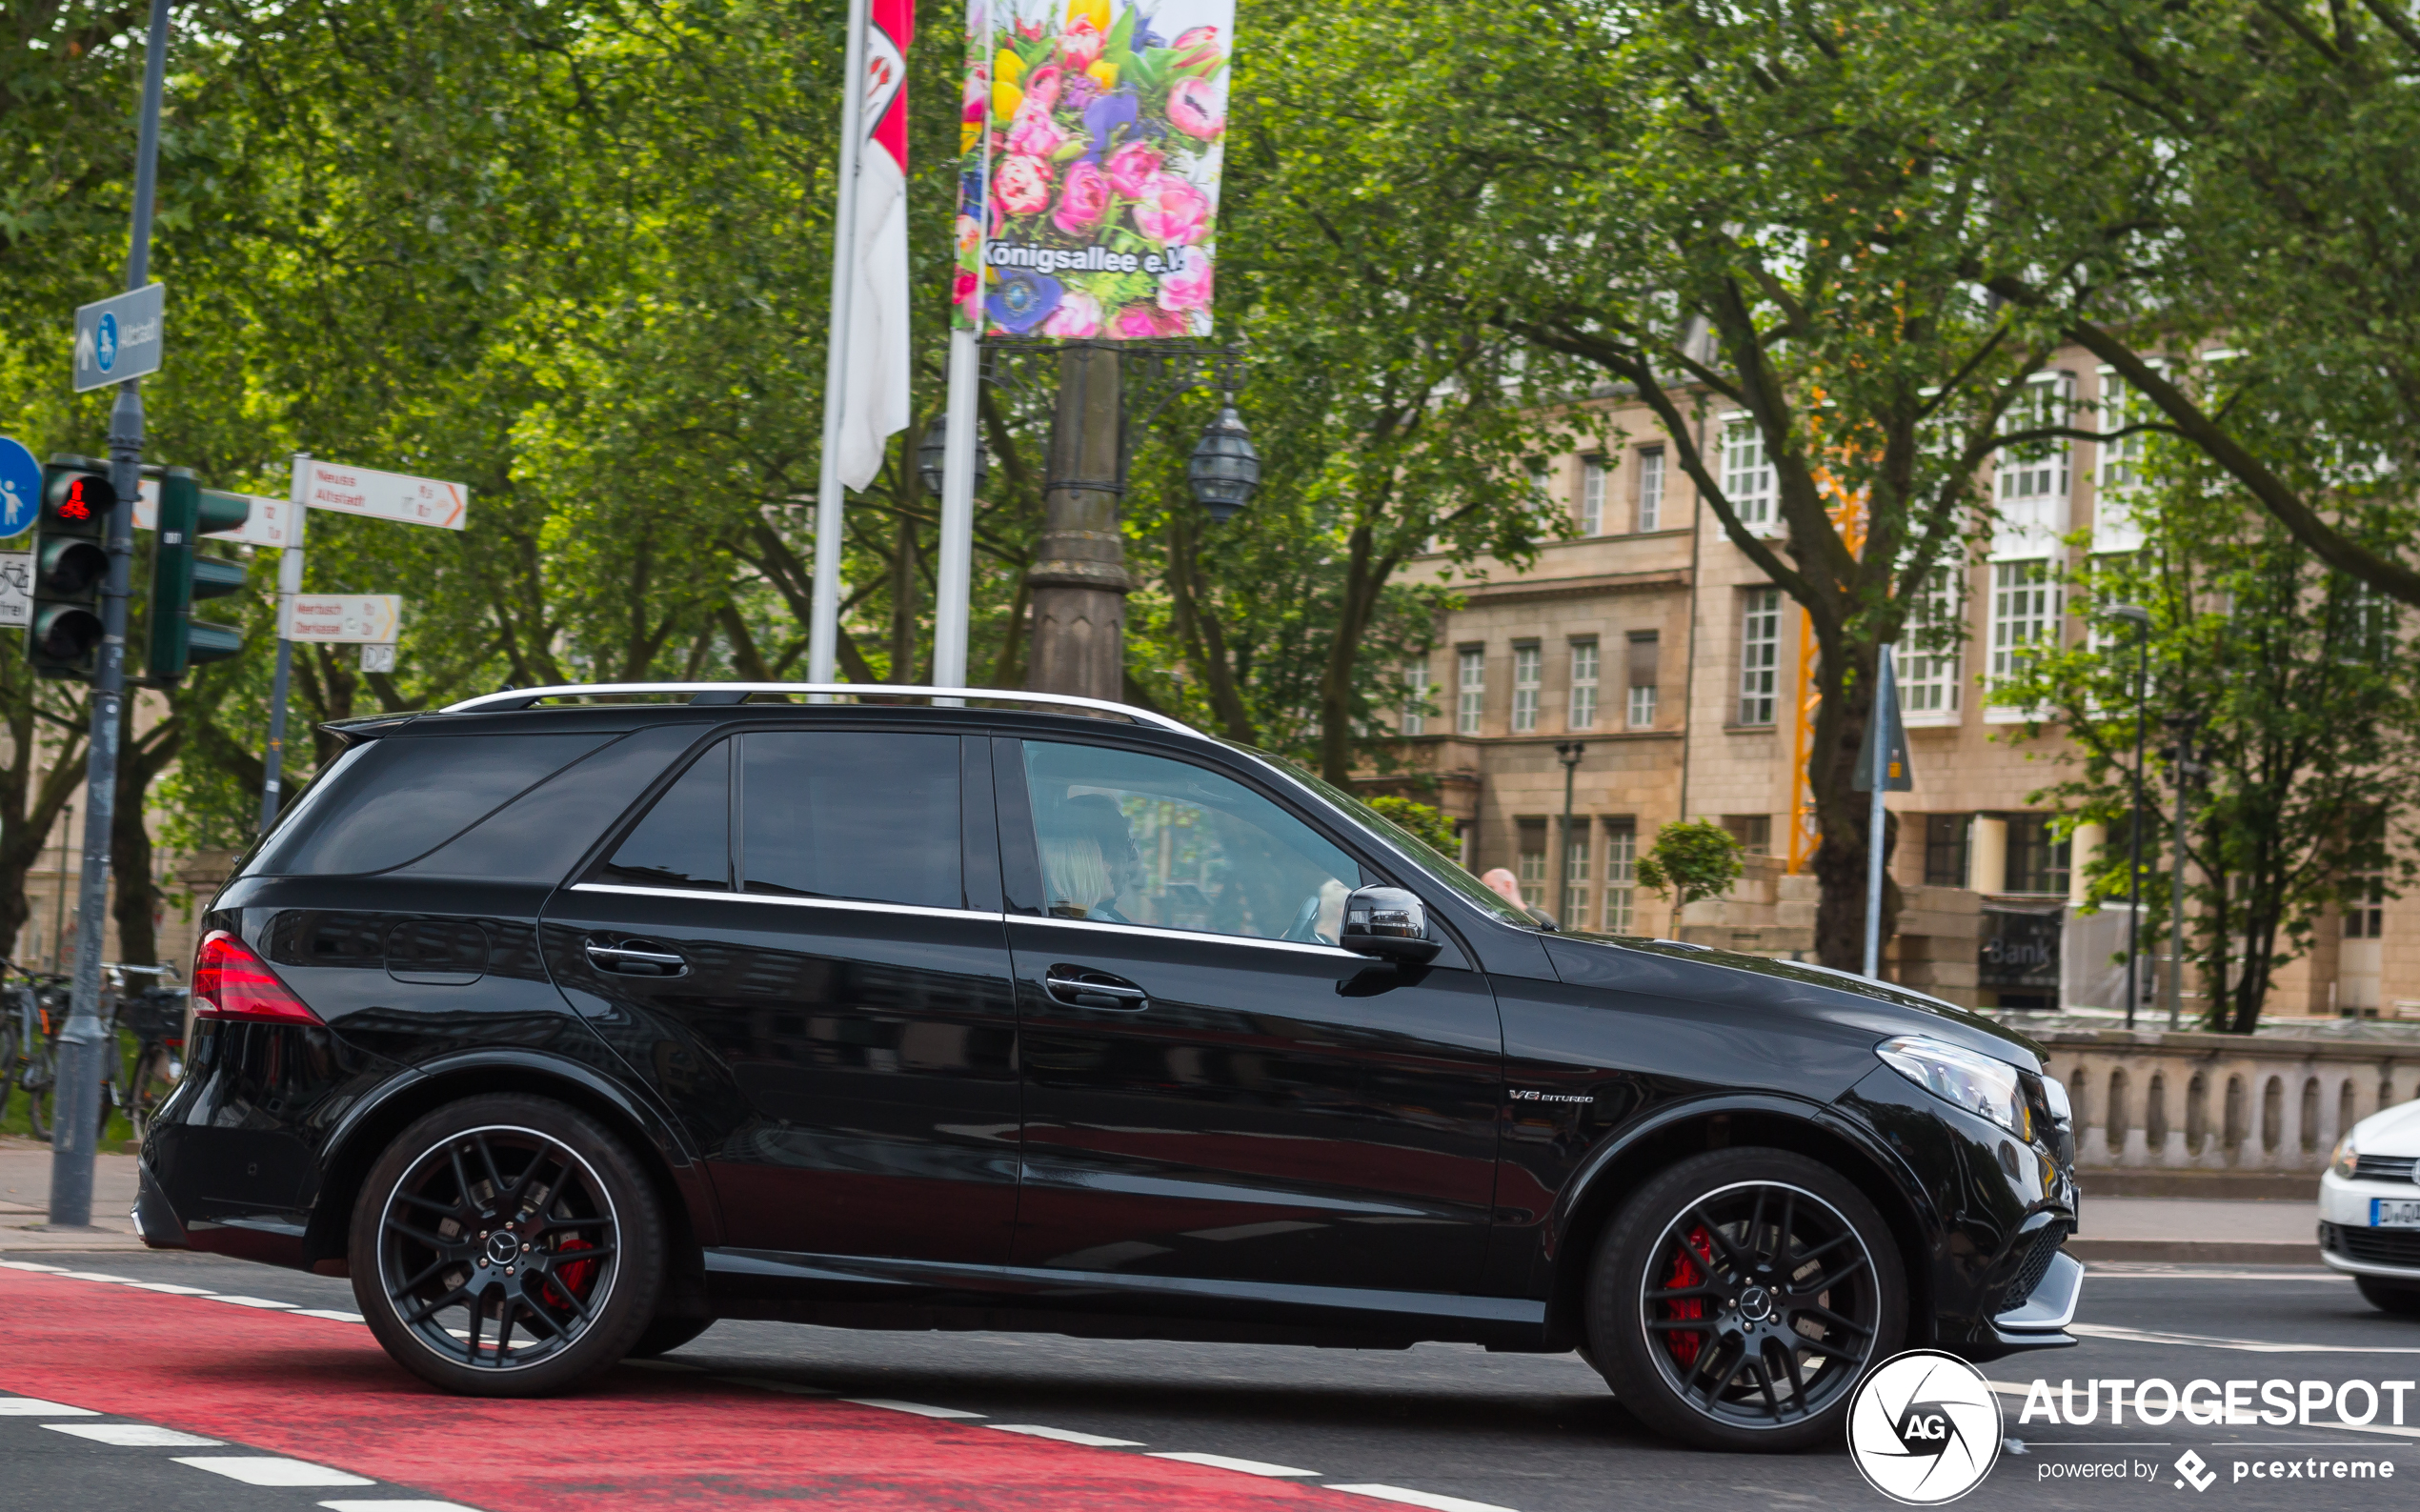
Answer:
[145,469,248,685]
[29,457,112,681]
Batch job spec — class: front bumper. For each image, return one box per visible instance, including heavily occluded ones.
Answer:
[131,1161,191,1250]
[2317,1170,2420,1278]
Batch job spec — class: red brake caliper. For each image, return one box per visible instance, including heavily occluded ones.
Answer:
[1661,1224,1718,1368]
[542,1235,597,1311]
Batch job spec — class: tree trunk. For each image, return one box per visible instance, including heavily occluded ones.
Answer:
[1807,644,1903,972]
[0,681,87,960]
[1161,511,1255,743]
[1316,521,1388,785]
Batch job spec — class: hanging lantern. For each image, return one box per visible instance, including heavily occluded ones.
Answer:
[1188,405,1260,524]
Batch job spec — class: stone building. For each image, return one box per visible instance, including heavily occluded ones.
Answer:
[1370,348,2401,1018]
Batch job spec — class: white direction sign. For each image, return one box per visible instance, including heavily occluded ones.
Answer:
[0,551,30,628]
[134,479,297,549]
[299,459,468,531]
[282,595,401,644]
[73,284,165,393]
[359,643,398,674]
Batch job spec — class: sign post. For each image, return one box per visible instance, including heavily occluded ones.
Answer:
[1853,647,1912,978]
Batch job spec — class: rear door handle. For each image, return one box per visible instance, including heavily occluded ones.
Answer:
[1043,967,1148,1011]
[585,940,689,978]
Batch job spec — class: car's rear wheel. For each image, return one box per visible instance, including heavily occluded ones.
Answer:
[351,1095,664,1396]
[1586,1147,1906,1452]
[2357,1276,2420,1315]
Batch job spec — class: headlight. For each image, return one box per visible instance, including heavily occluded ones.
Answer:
[2331,1136,2358,1179]
[1876,1036,2031,1140]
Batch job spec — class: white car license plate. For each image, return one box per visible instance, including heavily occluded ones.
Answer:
[2371,1199,2420,1228]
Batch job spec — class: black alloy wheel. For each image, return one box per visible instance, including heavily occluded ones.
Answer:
[1587,1147,1905,1452]
[352,1095,664,1396]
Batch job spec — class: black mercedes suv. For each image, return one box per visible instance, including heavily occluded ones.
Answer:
[138,683,2080,1451]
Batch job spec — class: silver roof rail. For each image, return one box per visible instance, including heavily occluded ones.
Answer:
[437,681,1193,734]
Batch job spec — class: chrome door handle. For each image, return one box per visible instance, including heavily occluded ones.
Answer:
[1043,971,1147,1010]
[585,942,688,978]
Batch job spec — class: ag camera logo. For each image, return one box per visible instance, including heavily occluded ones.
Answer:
[1848,1350,2003,1504]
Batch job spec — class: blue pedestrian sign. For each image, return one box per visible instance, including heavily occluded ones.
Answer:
[72,283,165,393]
[0,437,39,538]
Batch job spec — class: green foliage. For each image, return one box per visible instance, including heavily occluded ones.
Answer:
[1635,820,1744,931]
[1995,421,2420,1033]
[1365,796,1459,859]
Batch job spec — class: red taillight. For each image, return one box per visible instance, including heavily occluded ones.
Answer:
[192,930,322,1026]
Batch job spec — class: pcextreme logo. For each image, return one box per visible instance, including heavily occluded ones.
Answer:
[1848,1350,2004,1505]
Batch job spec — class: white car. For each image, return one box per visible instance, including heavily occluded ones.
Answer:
[2322,1102,2420,1310]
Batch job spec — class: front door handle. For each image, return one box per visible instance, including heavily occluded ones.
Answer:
[1043,967,1148,1011]
[585,940,689,978]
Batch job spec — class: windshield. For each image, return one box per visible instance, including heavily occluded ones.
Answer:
[1217,740,1539,929]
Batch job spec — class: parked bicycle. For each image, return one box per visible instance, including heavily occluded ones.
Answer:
[108,964,185,1142]
[0,963,70,1139]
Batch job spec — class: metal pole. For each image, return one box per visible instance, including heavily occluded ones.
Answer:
[1556,742,1584,928]
[807,0,872,690]
[932,328,980,694]
[2125,632,2148,1028]
[1864,647,1893,979]
[49,804,71,974]
[2168,724,2191,1029]
[50,0,171,1228]
[257,458,308,832]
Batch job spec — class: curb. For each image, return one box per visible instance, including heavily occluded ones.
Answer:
[2067,1238,2323,1265]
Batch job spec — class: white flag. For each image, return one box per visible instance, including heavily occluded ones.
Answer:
[837,0,915,491]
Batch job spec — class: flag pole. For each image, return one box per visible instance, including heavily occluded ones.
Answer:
[809,0,874,691]
[933,22,990,696]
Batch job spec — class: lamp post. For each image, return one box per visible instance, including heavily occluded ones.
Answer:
[916,416,987,501]
[1555,741,1585,930]
[2163,710,2203,1029]
[2109,603,2153,1028]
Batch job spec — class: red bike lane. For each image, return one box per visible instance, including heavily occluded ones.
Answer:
[0,1266,1344,1511]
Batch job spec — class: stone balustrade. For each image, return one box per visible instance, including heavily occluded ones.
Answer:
[2034,1027,2420,1172]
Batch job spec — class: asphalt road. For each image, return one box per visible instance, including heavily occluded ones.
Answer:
[5,1250,2417,1512]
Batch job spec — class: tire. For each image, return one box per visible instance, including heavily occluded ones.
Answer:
[21,1041,55,1141]
[1585,1147,1906,1453]
[125,1042,176,1142]
[0,1021,17,1124]
[350,1095,666,1397]
[2356,1276,2420,1315]
[626,1314,713,1359]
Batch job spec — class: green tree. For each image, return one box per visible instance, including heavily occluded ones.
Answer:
[1365,796,1459,859]
[1636,820,1745,940]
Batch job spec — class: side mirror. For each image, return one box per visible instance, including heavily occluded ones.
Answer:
[1341,885,1442,965]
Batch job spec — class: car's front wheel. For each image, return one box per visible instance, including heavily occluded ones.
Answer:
[1586,1147,1906,1452]
[351,1094,665,1396]
[2357,1276,2420,1315]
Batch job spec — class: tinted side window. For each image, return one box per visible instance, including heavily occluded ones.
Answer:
[247,734,612,877]
[1021,740,1365,943]
[738,732,961,909]
[600,739,732,891]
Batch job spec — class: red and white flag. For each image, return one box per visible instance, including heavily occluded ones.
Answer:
[837,0,915,490]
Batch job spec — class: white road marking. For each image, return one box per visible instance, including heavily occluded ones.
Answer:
[842,1398,986,1420]
[2085,1264,2350,1282]
[121,1281,218,1296]
[321,1503,489,1512]
[987,1423,1146,1447]
[292,1309,370,1323]
[206,1295,298,1310]
[47,1423,224,1447]
[0,1260,66,1272]
[174,1456,377,1486]
[713,1376,832,1395]
[1149,1451,1320,1477]
[2071,1321,2420,1354]
[1326,1486,1523,1512]
[57,1270,143,1283]
[0,1398,98,1416]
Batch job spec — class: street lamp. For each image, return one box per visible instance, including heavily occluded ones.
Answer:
[2162,710,2204,1029]
[1188,404,1261,523]
[2109,602,2153,1028]
[916,415,986,500]
[1555,741,1586,930]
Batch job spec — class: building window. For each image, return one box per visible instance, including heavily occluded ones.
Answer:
[1511,643,1541,733]
[2098,371,2147,494]
[1564,819,1591,922]
[1723,415,1774,527]
[1722,815,1772,856]
[1569,641,1599,730]
[1998,372,2075,506]
[1401,660,1430,736]
[1457,648,1484,736]
[2347,871,2386,939]
[1579,456,1607,535]
[2004,815,2070,896]
[1636,447,1665,533]
[1517,818,1548,901]
[1603,819,1638,933]
[1924,814,1970,888]
[1988,559,2060,684]
[1738,588,1783,725]
[1626,630,1661,728]
[1895,564,1964,716]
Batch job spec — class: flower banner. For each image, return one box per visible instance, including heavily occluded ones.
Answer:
[953,0,1232,340]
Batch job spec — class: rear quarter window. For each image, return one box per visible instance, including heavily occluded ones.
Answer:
[243,733,613,877]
